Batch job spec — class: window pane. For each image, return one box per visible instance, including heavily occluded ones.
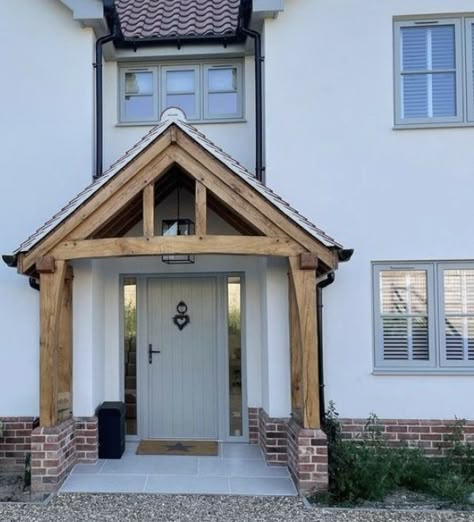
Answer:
[431,25,456,70]
[166,70,195,93]
[382,317,409,360]
[166,94,196,118]
[402,74,428,118]
[228,276,242,437]
[208,68,237,91]
[125,72,153,95]
[402,27,428,71]
[380,270,427,315]
[444,270,474,363]
[124,95,155,120]
[123,278,137,435]
[432,73,456,117]
[208,92,238,115]
[444,270,474,314]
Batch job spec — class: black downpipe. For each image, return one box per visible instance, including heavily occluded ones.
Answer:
[94,25,118,180]
[317,272,335,429]
[239,26,265,183]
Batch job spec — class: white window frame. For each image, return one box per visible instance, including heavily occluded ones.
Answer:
[465,18,474,122]
[394,18,464,127]
[373,263,437,369]
[120,66,159,123]
[203,63,244,121]
[161,64,201,121]
[373,261,474,373]
[118,60,244,125]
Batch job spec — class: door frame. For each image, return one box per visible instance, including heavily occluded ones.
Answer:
[120,272,248,442]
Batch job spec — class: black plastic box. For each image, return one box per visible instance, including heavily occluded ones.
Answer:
[97,401,126,459]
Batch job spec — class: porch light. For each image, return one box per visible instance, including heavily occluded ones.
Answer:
[161,184,195,264]
[161,218,195,264]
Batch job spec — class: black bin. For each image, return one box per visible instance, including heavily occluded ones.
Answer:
[97,401,126,459]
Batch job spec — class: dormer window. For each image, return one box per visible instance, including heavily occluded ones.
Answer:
[119,61,244,124]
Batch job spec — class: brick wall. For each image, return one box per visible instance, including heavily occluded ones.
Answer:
[287,418,328,494]
[31,419,76,494]
[75,417,98,463]
[30,416,98,494]
[340,419,474,455]
[0,417,37,472]
[248,408,259,444]
[258,408,288,466]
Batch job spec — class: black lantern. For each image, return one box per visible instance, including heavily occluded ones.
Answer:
[162,186,195,264]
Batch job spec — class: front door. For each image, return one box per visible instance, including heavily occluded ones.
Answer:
[146,277,218,439]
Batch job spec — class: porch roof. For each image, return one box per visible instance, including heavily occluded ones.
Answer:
[14,113,342,255]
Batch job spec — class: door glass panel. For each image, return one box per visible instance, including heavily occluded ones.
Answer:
[123,278,137,435]
[228,276,242,437]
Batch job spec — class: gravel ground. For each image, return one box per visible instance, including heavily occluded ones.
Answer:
[1,494,474,522]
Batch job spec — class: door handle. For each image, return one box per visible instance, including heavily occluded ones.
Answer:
[148,344,161,364]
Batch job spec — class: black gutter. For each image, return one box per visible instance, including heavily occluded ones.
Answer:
[94,20,119,180]
[239,25,265,183]
[317,272,335,429]
[318,248,354,428]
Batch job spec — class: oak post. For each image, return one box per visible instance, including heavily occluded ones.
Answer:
[195,181,207,236]
[58,265,73,421]
[143,183,155,237]
[289,274,303,422]
[288,256,320,429]
[39,259,67,427]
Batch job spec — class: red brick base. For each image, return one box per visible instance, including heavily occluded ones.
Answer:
[0,417,38,472]
[30,417,98,494]
[340,418,474,455]
[258,408,288,465]
[287,418,328,493]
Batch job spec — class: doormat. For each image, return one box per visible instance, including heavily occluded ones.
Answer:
[136,440,218,456]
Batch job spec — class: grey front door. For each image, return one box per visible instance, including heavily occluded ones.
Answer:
[146,277,218,439]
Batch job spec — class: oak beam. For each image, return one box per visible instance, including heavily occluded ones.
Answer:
[52,236,305,260]
[36,256,56,274]
[195,181,207,236]
[143,183,155,237]
[39,260,67,427]
[288,256,319,429]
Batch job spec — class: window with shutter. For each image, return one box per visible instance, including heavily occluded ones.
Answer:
[373,262,474,373]
[395,19,462,125]
[374,265,434,368]
[439,267,474,366]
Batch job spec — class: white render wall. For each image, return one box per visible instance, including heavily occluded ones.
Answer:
[0,0,95,416]
[264,0,474,419]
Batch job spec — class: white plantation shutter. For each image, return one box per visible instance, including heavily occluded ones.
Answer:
[373,265,435,368]
[395,20,462,124]
[440,268,474,366]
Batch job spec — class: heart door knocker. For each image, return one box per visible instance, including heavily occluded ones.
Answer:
[173,301,190,331]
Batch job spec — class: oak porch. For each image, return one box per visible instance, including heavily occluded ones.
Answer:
[13,121,340,430]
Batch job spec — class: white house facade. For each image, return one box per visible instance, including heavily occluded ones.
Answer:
[0,0,473,495]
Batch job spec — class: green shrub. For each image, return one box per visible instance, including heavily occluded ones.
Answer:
[323,402,474,506]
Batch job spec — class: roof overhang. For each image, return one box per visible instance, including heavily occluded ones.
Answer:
[57,0,109,36]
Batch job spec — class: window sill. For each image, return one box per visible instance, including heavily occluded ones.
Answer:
[393,122,474,130]
[116,118,247,128]
[373,369,474,376]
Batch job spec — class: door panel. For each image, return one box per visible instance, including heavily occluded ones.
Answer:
[147,277,218,439]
